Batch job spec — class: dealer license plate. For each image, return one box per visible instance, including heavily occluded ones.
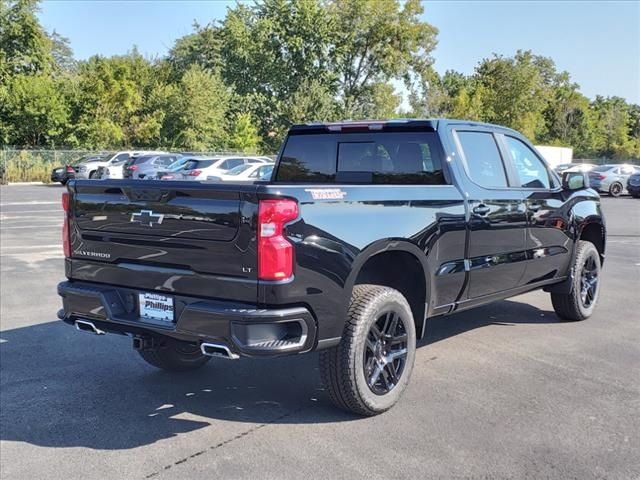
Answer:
[139,292,174,322]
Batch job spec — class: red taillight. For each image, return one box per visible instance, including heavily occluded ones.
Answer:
[62,192,71,257]
[187,169,201,177]
[128,165,138,171]
[258,199,298,281]
[596,174,605,180]
[66,165,74,173]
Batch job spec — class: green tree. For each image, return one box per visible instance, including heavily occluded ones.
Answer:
[229,113,261,153]
[284,78,337,124]
[540,74,597,156]
[167,22,221,79]
[48,30,77,73]
[590,96,634,159]
[473,50,556,139]
[163,65,230,150]
[1,73,70,146]
[352,82,401,119]
[328,0,437,117]
[219,0,335,148]
[0,0,53,79]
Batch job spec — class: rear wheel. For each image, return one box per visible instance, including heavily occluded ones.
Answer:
[320,284,416,416]
[551,240,601,321]
[138,339,211,372]
[609,182,623,197]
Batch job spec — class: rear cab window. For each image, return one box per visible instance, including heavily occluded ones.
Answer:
[275,131,447,185]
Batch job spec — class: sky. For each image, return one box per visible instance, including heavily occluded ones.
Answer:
[37,0,640,104]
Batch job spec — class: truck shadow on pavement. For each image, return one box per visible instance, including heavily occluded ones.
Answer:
[0,300,558,451]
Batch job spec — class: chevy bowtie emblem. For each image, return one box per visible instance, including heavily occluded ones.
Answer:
[130,210,164,227]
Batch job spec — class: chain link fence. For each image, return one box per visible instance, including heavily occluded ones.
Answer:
[0,149,275,183]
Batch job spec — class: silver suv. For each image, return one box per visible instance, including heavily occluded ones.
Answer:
[76,151,166,179]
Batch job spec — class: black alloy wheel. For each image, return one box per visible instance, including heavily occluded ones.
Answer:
[580,254,599,309]
[364,310,408,395]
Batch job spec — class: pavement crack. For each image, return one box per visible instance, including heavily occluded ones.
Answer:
[143,407,305,479]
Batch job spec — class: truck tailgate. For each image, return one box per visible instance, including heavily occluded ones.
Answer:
[67,180,259,302]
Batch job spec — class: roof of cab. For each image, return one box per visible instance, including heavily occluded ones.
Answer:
[289,118,521,136]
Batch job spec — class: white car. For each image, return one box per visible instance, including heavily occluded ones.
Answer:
[100,159,128,179]
[76,151,166,179]
[181,156,271,181]
[206,162,274,182]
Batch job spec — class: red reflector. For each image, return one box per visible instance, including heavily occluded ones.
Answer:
[62,191,70,212]
[63,216,71,257]
[62,192,71,257]
[258,199,298,281]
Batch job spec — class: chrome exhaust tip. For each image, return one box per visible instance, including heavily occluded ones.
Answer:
[200,342,239,360]
[75,320,106,335]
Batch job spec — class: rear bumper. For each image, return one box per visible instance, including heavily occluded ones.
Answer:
[51,172,73,182]
[57,281,317,358]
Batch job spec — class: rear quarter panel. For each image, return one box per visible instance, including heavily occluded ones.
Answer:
[258,184,467,341]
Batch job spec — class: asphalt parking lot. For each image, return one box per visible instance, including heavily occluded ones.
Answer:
[1,184,639,479]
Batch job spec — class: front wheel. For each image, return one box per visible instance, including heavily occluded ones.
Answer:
[138,339,211,372]
[551,240,601,321]
[320,284,417,416]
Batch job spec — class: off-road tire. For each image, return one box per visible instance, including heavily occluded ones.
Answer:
[551,240,601,321]
[320,284,417,416]
[138,339,211,372]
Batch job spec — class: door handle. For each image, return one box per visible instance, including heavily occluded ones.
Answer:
[473,204,491,216]
[528,203,541,212]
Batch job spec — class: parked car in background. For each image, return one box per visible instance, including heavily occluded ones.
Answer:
[97,156,130,179]
[627,171,640,198]
[181,156,270,181]
[156,156,192,180]
[554,163,596,175]
[123,154,182,179]
[52,154,111,184]
[51,165,76,184]
[77,151,167,179]
[588,164,640,196]
[206,162,274,182]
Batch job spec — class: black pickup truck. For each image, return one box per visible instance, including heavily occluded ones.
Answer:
[57,119,605,415]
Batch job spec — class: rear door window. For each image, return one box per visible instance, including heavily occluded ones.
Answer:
[276,132,446,184]
[456,131,508,188]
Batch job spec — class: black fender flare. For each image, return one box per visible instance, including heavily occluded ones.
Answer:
[344,238,431,337]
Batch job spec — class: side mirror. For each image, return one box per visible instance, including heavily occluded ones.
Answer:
[562,171,589,191]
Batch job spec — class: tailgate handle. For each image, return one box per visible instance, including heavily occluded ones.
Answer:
[123,188,171,203]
